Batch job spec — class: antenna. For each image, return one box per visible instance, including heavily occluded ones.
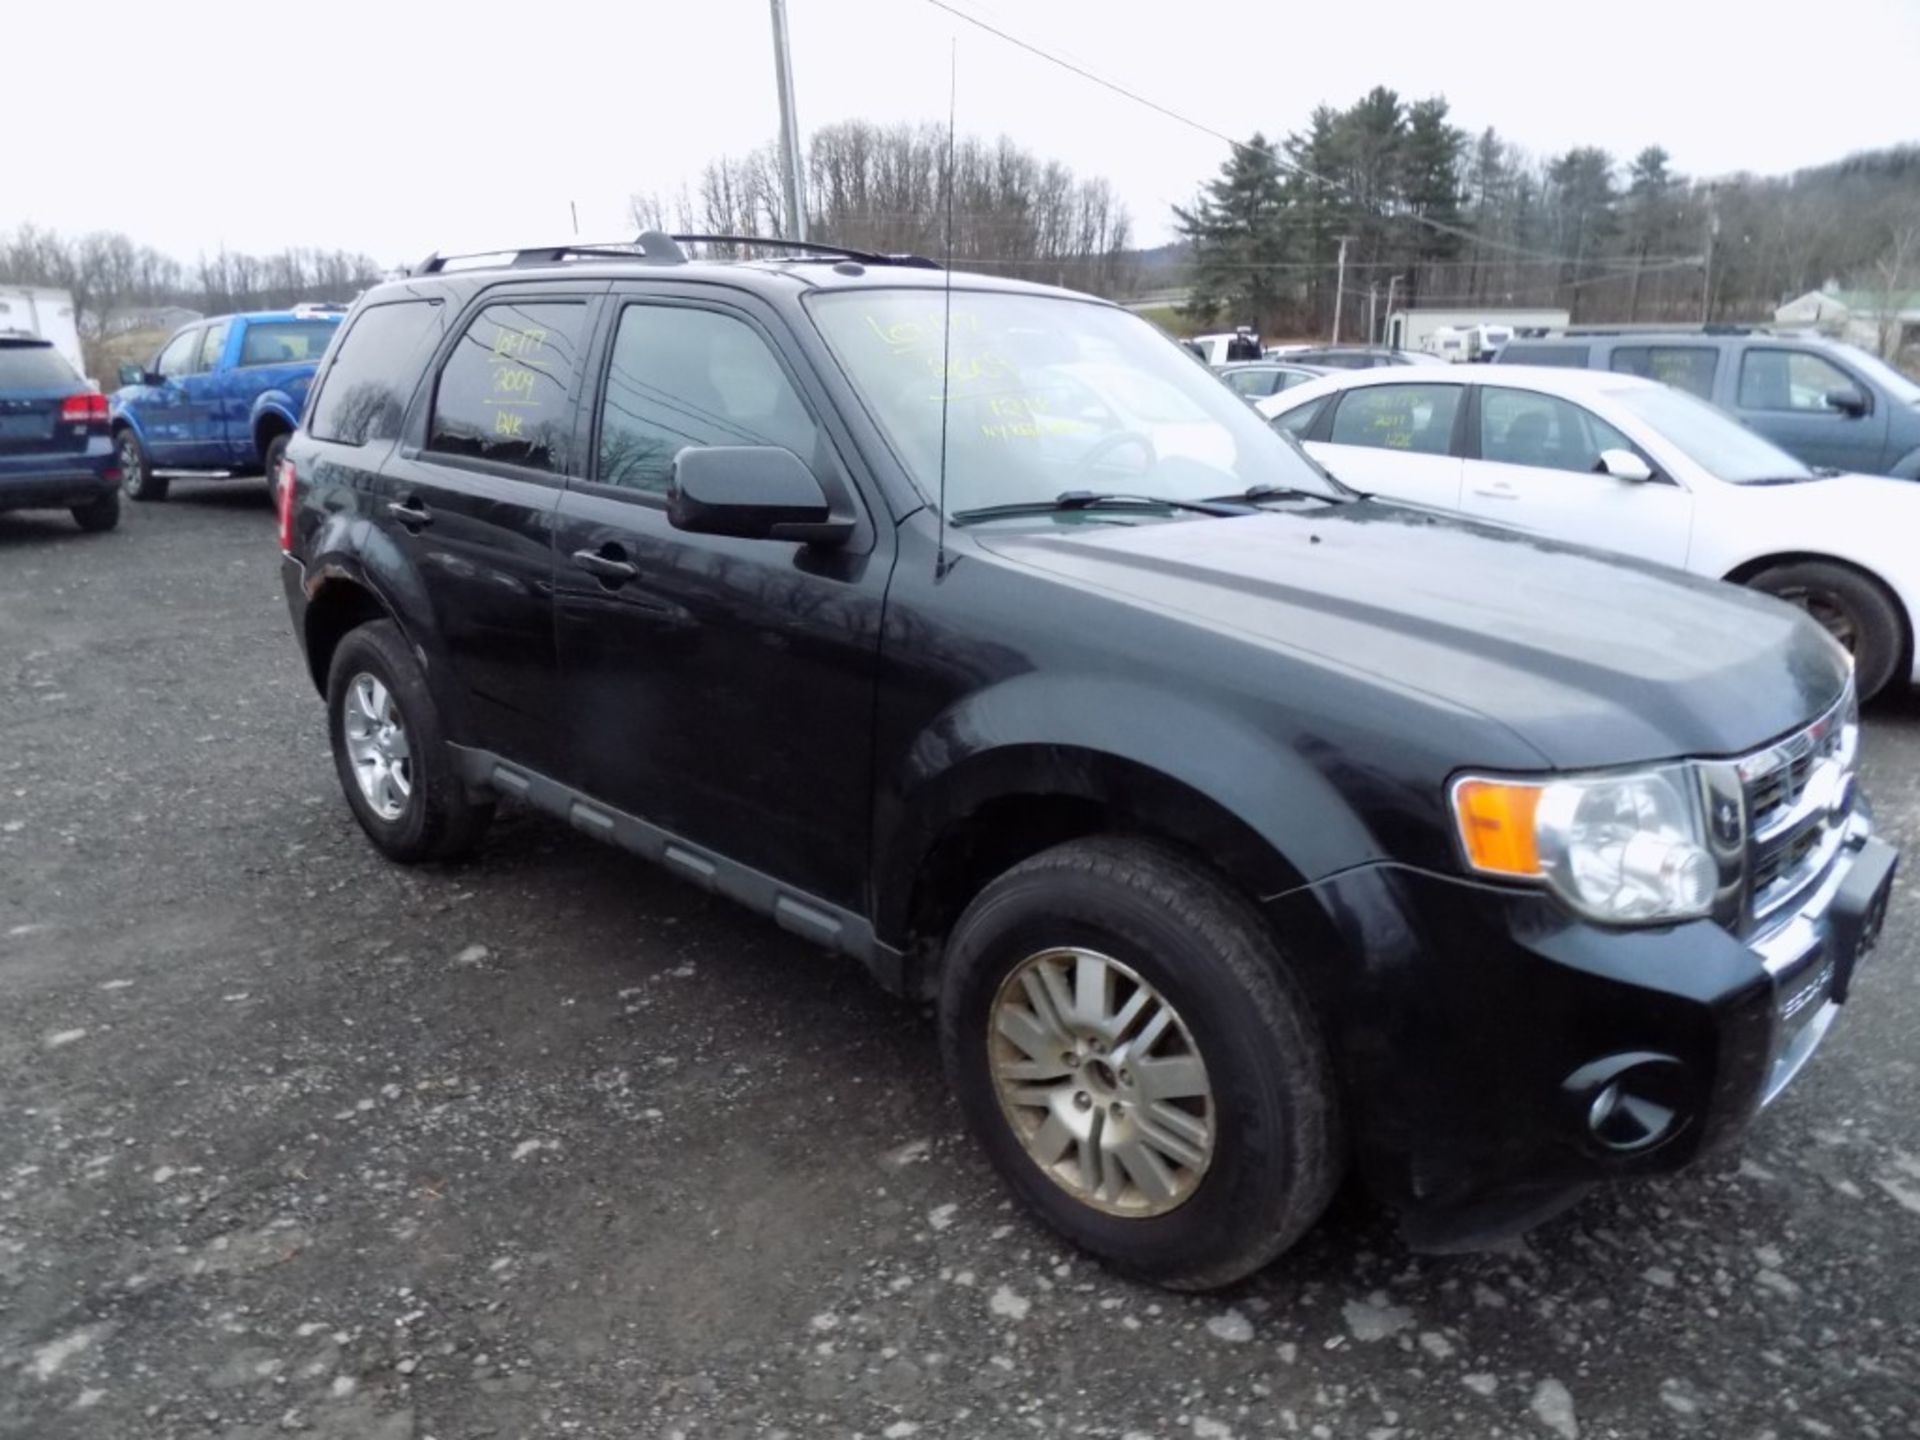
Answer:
[935,37,957,578]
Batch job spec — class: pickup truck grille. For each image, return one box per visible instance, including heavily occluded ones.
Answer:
[1738,686,1857,929]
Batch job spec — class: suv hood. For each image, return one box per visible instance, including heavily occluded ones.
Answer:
[978,500,1847,768]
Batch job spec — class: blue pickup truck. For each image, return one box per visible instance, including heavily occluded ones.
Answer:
[111,307,344,501]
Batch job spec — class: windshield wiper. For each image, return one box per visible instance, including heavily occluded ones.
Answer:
[951,490,1255,524]
[1203,482,1350,506]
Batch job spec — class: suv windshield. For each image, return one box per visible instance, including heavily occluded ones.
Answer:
[1828,341,1920,406]
[808,289,1342,517]
[0,342,79,390]
[1613,383,1815,483]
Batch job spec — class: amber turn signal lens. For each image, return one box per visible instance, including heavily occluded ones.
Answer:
[1453,779,1544,877]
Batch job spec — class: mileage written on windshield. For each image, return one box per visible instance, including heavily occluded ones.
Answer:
[486,325,551,439]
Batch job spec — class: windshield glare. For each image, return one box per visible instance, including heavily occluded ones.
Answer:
[1612,383,1814,483]
[808,289,1343,516]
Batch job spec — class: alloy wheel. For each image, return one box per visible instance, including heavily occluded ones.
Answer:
[988,946,1215,1217]
[1777,585,1858,652]
[342,672,413,821]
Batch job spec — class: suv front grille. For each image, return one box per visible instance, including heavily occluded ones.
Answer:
[1737,686,1857,930]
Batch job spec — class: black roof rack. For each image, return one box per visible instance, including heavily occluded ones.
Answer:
[410,230,940,278]
[1559,323,1769,338]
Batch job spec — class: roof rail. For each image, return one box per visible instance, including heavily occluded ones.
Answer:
[1560,323,1769,338]
[407,230,940,278]
[669,233,942,269]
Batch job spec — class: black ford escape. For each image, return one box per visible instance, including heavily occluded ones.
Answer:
[278,235,1897,1289]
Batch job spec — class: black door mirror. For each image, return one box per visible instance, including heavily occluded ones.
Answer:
[668,446,854,546]
[1825,386,1868,417]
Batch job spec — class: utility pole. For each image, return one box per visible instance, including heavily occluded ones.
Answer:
[1367,283,1379,346]
[1699,185,1719,326]
[1331,235,1349,343]
[1384,273,1404,348]
[769,0,807,241]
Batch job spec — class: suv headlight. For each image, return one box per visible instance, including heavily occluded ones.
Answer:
[1451,767,1717,925]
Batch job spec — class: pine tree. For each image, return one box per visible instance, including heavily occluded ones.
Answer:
[1173,133,1292,330]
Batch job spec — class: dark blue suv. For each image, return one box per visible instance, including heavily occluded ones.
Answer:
[110,307,343,502]
[0,336,119,531]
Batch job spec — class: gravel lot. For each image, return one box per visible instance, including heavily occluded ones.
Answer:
[2,488,1917,1440]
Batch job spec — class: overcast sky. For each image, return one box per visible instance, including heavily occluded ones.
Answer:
[9,0,1918,266]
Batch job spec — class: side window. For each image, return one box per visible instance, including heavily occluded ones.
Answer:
[1271,397,1325,437]
[155,328,200,379]
[1480,387,1634,473]
[428,301,588,473]
[1500,343,1590,368]
[309,301,446,446]
[595,303,824,494]
[1609,346,1718,399]
[1327,384,1462,456]
[195,320,232,373]
[1738,349,1856,413]
[1224,369,1273,397]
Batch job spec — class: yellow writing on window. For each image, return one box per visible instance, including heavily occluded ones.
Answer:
[492,327,549,360]
[494,410,525,438]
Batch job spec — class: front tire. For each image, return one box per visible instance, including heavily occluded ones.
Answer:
[326,620,493,863]
[938,837,1342,1290]
[262,432,289,493]
[1748,560,1905,700]
[71,491,121,533]
[117,428,168,502]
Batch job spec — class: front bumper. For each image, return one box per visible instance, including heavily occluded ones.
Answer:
[1274,818,1897,1249]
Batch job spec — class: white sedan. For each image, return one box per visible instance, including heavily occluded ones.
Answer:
[1257,365,1920,697]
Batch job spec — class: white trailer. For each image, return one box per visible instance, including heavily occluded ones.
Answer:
[1387,307,1569,361]
[0,285,87,380]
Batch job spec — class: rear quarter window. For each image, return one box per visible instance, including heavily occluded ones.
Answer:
[1500,344,1590,368]
[308,301,446,446]
[0,343,79,389]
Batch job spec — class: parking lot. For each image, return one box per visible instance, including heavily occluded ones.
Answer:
[1,488,1917,1440]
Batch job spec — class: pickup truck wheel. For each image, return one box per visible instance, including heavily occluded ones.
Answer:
[326,620,493,863]
[1748,561,1904,700]
[71,491,121,533]
[117,429,168,502]
[939,837,1341,1290]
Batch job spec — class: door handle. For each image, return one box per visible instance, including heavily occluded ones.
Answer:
[572,545,638,585]
[1471,481,1518,500]
[387,497,432,528]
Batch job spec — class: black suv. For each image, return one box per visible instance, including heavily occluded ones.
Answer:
[278,235,1897,1288]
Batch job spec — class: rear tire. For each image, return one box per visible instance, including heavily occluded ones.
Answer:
[1748,560,1904,700]
[326,620,493,864]
[262,432,289,493]
[71,491,121,533]
[117,428,168,502]
[938,836,1342,1290]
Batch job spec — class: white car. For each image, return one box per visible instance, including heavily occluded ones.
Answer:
[1257,365,1920,697]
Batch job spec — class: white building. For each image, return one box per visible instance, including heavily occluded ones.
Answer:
[0,285,86,377]
[1774,286,1920,358]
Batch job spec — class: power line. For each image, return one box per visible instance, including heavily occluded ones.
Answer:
[922,0,1686,273]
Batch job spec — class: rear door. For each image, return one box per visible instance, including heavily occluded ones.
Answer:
[1304,380,1466,509]
[220,317,342,465]
[1730,345,1888,473]
[551,284,889,911]
[377,288,602,771]
[173,318,234,466]
[1458,383,1692,567]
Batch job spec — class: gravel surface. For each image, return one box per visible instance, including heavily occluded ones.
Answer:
[3,488,1917,1440]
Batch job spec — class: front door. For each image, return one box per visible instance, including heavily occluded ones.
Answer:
[171,319,233,467]
[137,326,205,465]
[1732,346,1888,473]
[553,290,889,911]
[1458,384,1693,568]
[1305,380,1466,510]
[377,292,597,772]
